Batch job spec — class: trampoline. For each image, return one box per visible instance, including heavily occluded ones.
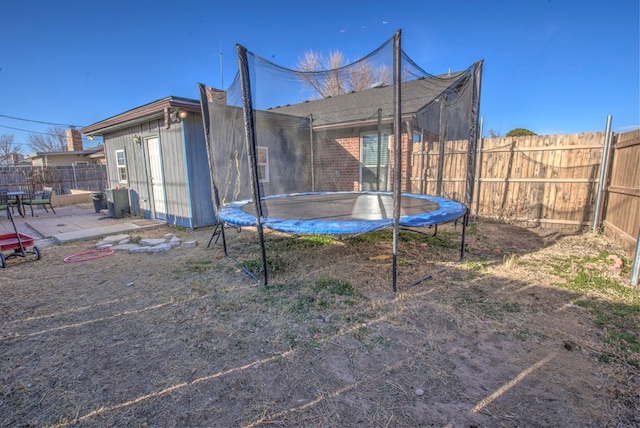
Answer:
[218,191,467,235]
[199,30,482,290]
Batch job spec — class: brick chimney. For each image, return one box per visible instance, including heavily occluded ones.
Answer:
[206,87,227,105]
[66,128,83,151]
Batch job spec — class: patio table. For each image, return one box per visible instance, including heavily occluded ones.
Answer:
[7,191,26,218]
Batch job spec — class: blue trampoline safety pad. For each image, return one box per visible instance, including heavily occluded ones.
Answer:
[218,191,467,235]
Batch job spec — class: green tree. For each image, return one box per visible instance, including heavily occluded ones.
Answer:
[506,128,537,137]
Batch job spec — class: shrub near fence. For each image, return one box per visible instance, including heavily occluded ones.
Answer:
[0,164,108,195]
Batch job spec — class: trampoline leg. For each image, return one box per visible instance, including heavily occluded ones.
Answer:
[406,267,447,289]
[207,222,222,248]
[460,212,469,261]
[207,222,229,257]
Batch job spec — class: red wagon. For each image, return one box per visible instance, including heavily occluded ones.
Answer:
[0,232,41,268]
[0,190,41,268]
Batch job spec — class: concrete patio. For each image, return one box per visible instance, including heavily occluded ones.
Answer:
[0,204,164,247]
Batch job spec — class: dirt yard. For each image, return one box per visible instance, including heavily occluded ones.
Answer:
[1,220,638,427]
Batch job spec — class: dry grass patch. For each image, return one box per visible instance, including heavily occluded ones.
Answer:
[0,220,638,427]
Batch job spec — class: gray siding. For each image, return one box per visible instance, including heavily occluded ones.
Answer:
[104,120,159,214]
[104,126,151,213]
[103,114,214,228]
[159,122,189,226]
[183,113,215,228]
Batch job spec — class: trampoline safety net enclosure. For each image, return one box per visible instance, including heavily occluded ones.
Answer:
[199,30,483,290]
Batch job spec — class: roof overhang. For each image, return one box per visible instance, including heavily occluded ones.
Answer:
[27,149,102,158]
[80,96,201,137]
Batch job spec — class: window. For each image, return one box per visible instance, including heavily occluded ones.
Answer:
[361,133,389,191]
[115,149,128,183]
[413,131,421,144]
[257,146,269,182]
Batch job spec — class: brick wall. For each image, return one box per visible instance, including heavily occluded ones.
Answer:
[313,130,414,192]
[314,133,361,191]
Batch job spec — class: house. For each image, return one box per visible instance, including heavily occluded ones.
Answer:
[201,60,482,205]
[1,152,25,166]
[27,149,105,167]
[267,72,474,193]
[80,96,214,229]
[26,129,105,167]
[79,59,479,230]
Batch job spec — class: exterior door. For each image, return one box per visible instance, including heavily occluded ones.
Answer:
[146,137,166,220]
[360,133,389,191]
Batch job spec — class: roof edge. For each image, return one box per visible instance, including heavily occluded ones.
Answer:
[81,96,200,136]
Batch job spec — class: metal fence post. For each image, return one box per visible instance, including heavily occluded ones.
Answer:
[592,115,613,233]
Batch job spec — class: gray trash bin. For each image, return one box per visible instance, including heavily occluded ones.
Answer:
[91,192,107,213]
[105,188,130,219]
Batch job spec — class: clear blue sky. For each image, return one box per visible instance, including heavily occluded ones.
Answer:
[1,0,638,152]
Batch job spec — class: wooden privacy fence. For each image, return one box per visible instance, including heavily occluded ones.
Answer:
[410,139,470,203]
[0,164,108,195]
[474,133,605,227]
[411,133,604,226]
[602,129,640,254]
[410,130,639,254]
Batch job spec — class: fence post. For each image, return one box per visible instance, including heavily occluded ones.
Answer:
[473,116,484,221]
[72,163,78,189]
[436,95,447,196]
[632,228,640,286]
[592,115,613,233]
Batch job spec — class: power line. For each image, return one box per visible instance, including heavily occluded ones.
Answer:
[0,124,100,149]
[0,124,100,142]
[0,124,63,136]
[0,114,84,128]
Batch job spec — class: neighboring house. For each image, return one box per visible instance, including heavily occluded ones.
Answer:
[25,129,105,166]
[80,96,214,229]
[1,152,25,166]
[27,149,105,167]
[87,146,106,165]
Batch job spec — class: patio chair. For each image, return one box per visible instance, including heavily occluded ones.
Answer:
[0,188,19,217]
[22,186,56,216]
[0,190,8,217]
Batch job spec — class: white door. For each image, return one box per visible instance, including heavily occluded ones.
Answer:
[147,137,166,220]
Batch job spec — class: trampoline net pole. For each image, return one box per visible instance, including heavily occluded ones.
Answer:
[238,43,268,286]
[198,83,229,257]
[465,60,484,210]
[392,29,402,292]
[376,108,382,192]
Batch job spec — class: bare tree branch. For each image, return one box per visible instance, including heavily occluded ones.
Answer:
[0,134,20,165]
[27,127,68,153]
[486,129,502,138]
[295,50,391,99]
